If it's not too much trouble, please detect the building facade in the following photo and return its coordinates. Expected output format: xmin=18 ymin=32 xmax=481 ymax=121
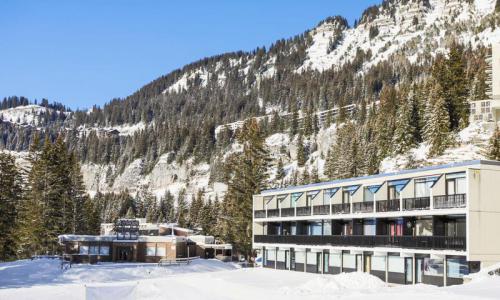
xmin=252 ymin=160 xmax=500 ymax=286
xmin=59 ymin=219 xmax=232 ymax=264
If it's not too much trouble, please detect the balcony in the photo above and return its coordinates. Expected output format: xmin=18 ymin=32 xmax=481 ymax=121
xmin=254 ymin=210 xmax=266 ymax=218
xmin=267 ymin=209 xmax=279 ymax=218
xmin=403 ymin=197 xmax=430 ymax=210
xmin=433 ymin=194 xmax=466 ymax=209
xmin=296 ymin=206 xmax=311 ymax=216
xmin=281 ymin=208 xmax=295 ymax=217
xmin=254 ymin=235 xmax=466 ymax=251
xmin=376 ymin=199 xmax=400 ymax=212
xmin=332 ymin=203 xmax=350 ymax=214
xmin=352 ymin=202 xmax=374 ymax=213
xmin=313 ymin=205 xmax=330 ymax=215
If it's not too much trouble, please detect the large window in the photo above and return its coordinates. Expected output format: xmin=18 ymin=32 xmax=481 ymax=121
xmin=306 ymin=191 xmax=319 ymax=206
xmin=342 ymin=253 xmax=355 ymax=269
xmin=388 ymin=179 xmax=410 ymax=200
xmin=371 ymin=256 xmax=386 ymax=272
xmin=295 ymin=251 xmax=305 ymax=264
xmin=156 ymin=246 xmax=166 ymax=257
xmin=424 ymin=258 xmax=444 ymax=276
xmin=388 ymin=256 xmax=404 ymax=273
xmin=414 ymin=176 xmax=439 ymax=197
xmin=329 ymin=253 xmax=341 ymax=267
xmin=306 ymin=251 xmax=317 ymax=265
xmin=291 ymin=193 xmax=303 ymax=207
xmin=323 ymin=188 xmax=339 ymax=205
xmin=309 ymin=221 xmax=323 ymax=236
xmin=446 ymin=173 xmax=466 ymax=195
xmin=447 ymin=258 xmax=469 ymax=278
xmin=364 ymin=187 xmax=375 ymax=202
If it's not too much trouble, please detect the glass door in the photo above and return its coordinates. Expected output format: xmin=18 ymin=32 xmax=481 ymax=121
xmin=364 ymin=255 xmax=371 ymax=273
xmin=415 ymin=257 xmax=424 ymax=283
xmin=356 ymin=255 xmax=363 ymax=272
xmin=323 ymin=252 xmax=329 ymax=273
xmin=285 ymin=250 xmax=290 ymax=270
xmin=290 ymin=249 xmax=295 ymax=270
xmin=405 ymin=257 xmax=413 ymax=284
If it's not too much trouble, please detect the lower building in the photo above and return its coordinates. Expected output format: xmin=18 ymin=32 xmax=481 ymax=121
xmin=59 ymin=218 xmax=232 ymax=263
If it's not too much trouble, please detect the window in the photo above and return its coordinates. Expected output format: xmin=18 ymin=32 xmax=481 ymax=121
xmin=329 ymin=253 xmax=341 ymax=267
xmin=342 ymin=191 xmax=351 ymax=204
xmin=156 ymin=246 xmax=166 ymax=257
xmin=309 ymin=221 xmax=323 ymax=236
xmin=414 ymin=176 xmax=439 ymax=197
xmin=89 ymin=245 xmax=99 ymax=255
xmin=99 ymin=246 xmax=110 ymax=255
xmin=447 ymin=258 xmax=469 ymax=278
xmin=388 ymin=179 xmax=410 ymax=199
xmin=306 ymin=191 xmax=319 ymax=206
xmin=424 ymin=258 xmax=444 ymax=276
xmin=364 ymin=187 xmax=375 ymax=202
xmin=323 ymin=188 xmax=339 ymax=205
xmin=79 ymin=245 xmax=89 ymax=255
xmin=306 ymin=251 xmax=317 ymax=265
xmin=371 ymin=256 xmax=386 ymax=272
xmin=146 ymin=246 xmax=156 ymax=256
xmin=291 ymin=193 xmax=303 ymax=207
xmin=342 ymin=253 xmax=355 ymax=269
xmin=388 ymin=256 xmax=404 ymax=273
xmin=446 ymin=172 xmax=466 ymax=195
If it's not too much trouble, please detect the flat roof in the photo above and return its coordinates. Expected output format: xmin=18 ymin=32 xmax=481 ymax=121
xmin=58 ymin=234 xmax=183 ymax=243
xmin=260 ymin=160 xmax=500 ymax=195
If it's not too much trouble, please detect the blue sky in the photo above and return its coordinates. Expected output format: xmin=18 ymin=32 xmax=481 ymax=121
xmin=0 ymin=0 xmax=381 ymax=110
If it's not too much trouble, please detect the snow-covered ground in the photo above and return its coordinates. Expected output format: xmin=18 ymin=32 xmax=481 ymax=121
xmin=1 ymin=259 xmax=500 ymax=300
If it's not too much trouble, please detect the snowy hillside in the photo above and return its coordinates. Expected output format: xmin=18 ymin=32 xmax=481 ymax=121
xmin=1 ymin=258 xmax=500 ymax=300
xmin=0 ymin=105 xmax=52 ymax=126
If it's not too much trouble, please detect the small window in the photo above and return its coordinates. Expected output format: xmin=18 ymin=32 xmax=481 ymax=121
xmin=156 ymin=246 xmax=166 ymax=257
xmin=146 ymin=246 xmax=156 ymax=256
xmin=89 ymin=245 xmax=99 ymax=255
xmin=79 ymin=245 xmax=89 ymax=255
xmin=99 ymin=246 xmax=110 ymax=255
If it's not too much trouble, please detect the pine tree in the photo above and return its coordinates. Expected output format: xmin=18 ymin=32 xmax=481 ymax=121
xmin=176 ymin=189 xmax=189 ymax=227
xmin=223 ymin=118 xmax=270 ymax=258
xmin=69 ymin=152 xmax=87 ymax=234
xmin=0 ymin=153 xmax=23 ymax=260
xmin=424 ymin=81 xmax=452 ymax=157
xmin=275 ymin=158 xmax=286 ymax=184
xmin=188 ymin=189 xmax=204 ymax=228
xmin=296 ymin=133 xmax=306 ymax=167
xmin=488 ymin=126 xmax=500 ymax=160
xmin=392 ymin=92 xmax=417 ymax=155
xmin=125 ymin=207 xmax=135 ymax=218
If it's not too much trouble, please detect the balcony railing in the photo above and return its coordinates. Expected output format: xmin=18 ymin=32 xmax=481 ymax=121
xmin=403 ymin=197 xmax=430 ymax=210
xmin=352 ymin=202 xmax=374 ymax=213
xmin=267 ymin=209 xmax=279 ymax=218
xmin=313 ymin=205 xmax=330 ymax=215
xmin=254 ymin=235 xmax=466 ymax=251
xmin=254 ymin=210 xmax=266 ymax=218
xmin=281 ymin=208 xmax=295 ymax=217
xmin=296 ymin=206 xmax=311 ymax=216
xmin=433 ymin=194 xmax=466 ymax=209
xmin=376 ymin=199 xmax=400 ymax=212
xmin=332 ymin=203 xmax=350 ymax=214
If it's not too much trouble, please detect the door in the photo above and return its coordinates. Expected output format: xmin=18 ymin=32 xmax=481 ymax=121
xmin=117 ymin=246 xmax=133 ymax=262
xmin=405 ymin=257 xmax=413 ymax=284
xmin=290 ymin=249 xmax=296 ymax=270
xmin=323 ymin=252 xmax=330 ymax=273
xmin=316 ymin=252 xmax=322 ymax=273
xmin=356 ymin=255 xmax=363 ymax=272
xmin=364 ymin=255 xmax=371 ymax=273
xmin=415 ymin=258 xmax=424 ymax=283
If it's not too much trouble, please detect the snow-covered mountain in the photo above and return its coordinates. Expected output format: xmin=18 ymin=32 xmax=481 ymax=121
xmin=2 ymin=0 xmax=500 ymax=201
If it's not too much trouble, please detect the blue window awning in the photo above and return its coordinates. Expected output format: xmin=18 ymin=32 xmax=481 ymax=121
xmin=343 ymin=185 xmax=361 ymax=195
xmin=291 ymin=192 xmax=303 ymax=202
xmin=324 ymin=188 xmax=340 ymax=198
xmin=388 ymin=179 xmax=410 ymax=192
xmin=306 ymin=190 xmax=320 ymax=199
xmin=366 ymin=185 xmax=382 ymax=193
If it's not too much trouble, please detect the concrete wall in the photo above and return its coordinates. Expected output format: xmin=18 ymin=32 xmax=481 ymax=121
xmin=468 ymin=168 xmax=500 ymax=263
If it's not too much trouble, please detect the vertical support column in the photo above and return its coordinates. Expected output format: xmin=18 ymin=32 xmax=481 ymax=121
xmin=385 ymin=253 xmax=389 ymax=283
xmin=430 ymin=188 xmax=434 ymax=210
xmin=443 ymin=256 xmax=447 ymax=287
xmin=412 ymin=254 xmax=416 ymax=285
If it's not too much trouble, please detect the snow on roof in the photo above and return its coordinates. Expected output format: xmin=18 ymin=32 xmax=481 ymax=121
xmin=58 ymin=234 xmax=183 ymax=243
xmin=261 ymin=160 xmax=500 ymax=195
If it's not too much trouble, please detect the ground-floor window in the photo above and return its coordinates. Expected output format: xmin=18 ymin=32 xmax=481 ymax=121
xmin=156 ymin=246 xmax=166 ymax=257
xmin=424 ymin=258 xmax=444 ymax=276
xmin=89 ymin=245 xmax=99 ymax=255
xmin=342 ymin=253 xmax=355 ymax=270
xmin=79 ymin=245 xmax=89 ymax=255
xmin=146 ymin=246 xmax=156 ymax=256
xmin=329 ymin=253 xmax=341 ymax=268
xmin=447 ymin=257 xmax=469 ymax=278
xmin=99 ymin=246 xmax=110 ymax=255
xmin=371 ymin=256 xmax=386 ymax=272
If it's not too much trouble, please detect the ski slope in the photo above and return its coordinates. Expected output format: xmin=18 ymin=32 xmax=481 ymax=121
xmin=1 ymin=258 xmax=500 ymax=300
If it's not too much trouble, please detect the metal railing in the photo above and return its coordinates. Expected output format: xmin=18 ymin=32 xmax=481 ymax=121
xmin=254 ymin=210 xmax=266 ymax=218
xmin=296 ymin=206 xmax=311 ymax=216
xmin=254 ymin=235 xmax=466 ymax=250
xmin=403 ymin=197 xmax=430 ymax=210
xmin=281 ymin=208 xmax=295 ymax=217
xmin=376 ymin=199 xmax=400 ymax=212
xmin=267 ymin=209 xmax=279 ymax=218
xmin=332 ymin=203 xmax=350 ymax=214
xmin=433 ymin=194 xmax=466 ymax=209
xmin=352 ymin=202 xmax=374 ymax=213
xmin=313 ymin=205 xmax=330 ymax=215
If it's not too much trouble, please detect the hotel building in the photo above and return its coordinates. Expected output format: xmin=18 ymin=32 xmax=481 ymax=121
xmin=252 ymin=160 xmax=500 ymax=286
